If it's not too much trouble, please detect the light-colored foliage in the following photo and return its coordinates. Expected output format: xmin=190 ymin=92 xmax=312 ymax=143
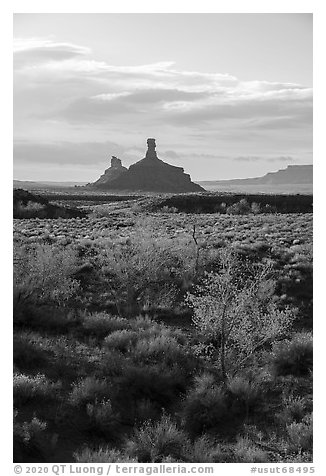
xmin=14 ymin=410 xmax=47 ymax=444
xmin=98 ymin=231 xmax=198 ymax=316
xmin=69 ymin=377 xmax=112 ymax=407
xmin=82 ymin=312 xmax=130 ymax=337
xmin=125 ymin=414 xmax=189 ymax=462
xmin=233 ymin=436 xmax=269 ymax=462
xmin=13 ymin=243 xmax=79 ymax=310
xmin=74 ymin=446 xmax=137 ymax=463
xmin=13 ymin=373 xmax=61 ymax=405
xmin=187 ymin=248 xmax=295 ymax=379
xmin=286 ymin=413 xmax=313 ymax=452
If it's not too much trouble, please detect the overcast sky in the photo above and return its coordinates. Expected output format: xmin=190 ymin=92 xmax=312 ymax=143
xmin=13 ymin=13 xmax=312 ymax=181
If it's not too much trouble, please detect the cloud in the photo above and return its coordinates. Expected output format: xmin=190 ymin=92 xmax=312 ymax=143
xmin=54 ymin=96 xmax=133 ymax=123
xmin=37 ymin=81 xmax=312 ymax=132
xmin=94 ymin=88 xmax=210 ymax=104
xmin=13 ymin=140 xmax=126 ymax=166
xmin=163 ymin=89 xmax=312 ymax=127
xmin=164 ymin=150 xmax=180 ymax=159
xmin=267 ymin=156 xmax=295 ymax=163
xmin=234 ymin=155 xmax=294 ymax=162
xmin=14 ymin=38 xmax=91 ymax=68
xmin=13 ymin=37 xmax=312 ymax=178
xmin=14 ymin=38 xmax=312 ymax=127
xmin=47 ymin=88 xmax=212 ymax=123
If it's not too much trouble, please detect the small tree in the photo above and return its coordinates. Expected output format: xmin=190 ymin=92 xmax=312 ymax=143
xmin=99 ymin=233 xmax=197 ymax=317
xmin=226 ymin=199 xmax=251 ymax=215
xmin=186 ymin=248 xmax=295 ymax=382
xmin=13 ymin=243 xmax=79 ymax=314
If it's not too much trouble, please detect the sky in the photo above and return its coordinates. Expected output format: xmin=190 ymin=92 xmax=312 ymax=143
xmin=13 ymin=13 xmax=313 ymax=181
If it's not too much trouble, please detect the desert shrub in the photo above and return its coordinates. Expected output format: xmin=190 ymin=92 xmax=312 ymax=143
xmin=226 ymin=199 xmax=251 ymax=215
xmin=133 ymin=398 xmax=162 ymax=424
xmin=104 ymin=329 xmax=139 ymax=353
xmin=214 ymin=202 xmax=227 ymax=213
xmin=103 ymin=322 xmax=190 ymax=369
xmin=69 ymin=377 xmax=112 ymax=408
xmin=74 ymin=446 xmax=137 ymax=463
xmin=125 ymin=415 xmax=189 ymax=462
xmin=264 ymin=204 xmax=276 ymax=213
xmin=271 ymin=332 xmax=313 ymax=377
xmin=13 ymin=373 xmax=61 ymax=406
xmin=99 ymin=234 xmax=197 ymax=316
xmin=227 ymin=376 xmax=262 ymax=416
xmin=192 ymin=372 xmax=217 ymax=391
xmin=277 ymin=395 xmax=309 ymax=425
xmin=286 ymin=413 xmax=313 ymax=453
xmin=14 ymin=307 xmax=81 ymax=334
xmin=128 ymin=315 xmax=156 ymax=331
xmin=86 ymin=398 xmax=120 ymax=435
xmin=132 ymin=335 xmax=189 ymax=367
xmin=13 ymin=411 xmax=47 ymax=443
xmin=14 ymin=411 xmax=47 ymax=462
xmin=186 ymin=247 xmax=295 ymax=381
xmin=115 ymin=363 xmax=188 ymax=412
xmin=160 ymin=206 xmax=179 ymax=213
xmin=135 ymin=319 xmax=187 ymax=344
xmin=182 ymin=375 xmax=228 ymax=435
xmin=143 ymin=193 xmax=312 ymax=214
xmin=187 ymin=436 xmax=224 ymax=463
xmin=233 ymin=436 xmax=269 ymax=462
xmin=82 ymin=312 xmax=130 ymax=338
xmin=14 ymin=201 xmax=46 ymax=218
xmin=251 ymin=202 xmax=262 ymax=214
xmin=13 ymin=333 xmax=48 ymax=370
xmin=90 ymin=205 xmax=114 ymax=218
xmin=13 ymin=243 xmax=79 ymax=317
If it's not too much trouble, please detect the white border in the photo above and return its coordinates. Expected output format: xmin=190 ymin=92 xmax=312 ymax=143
xmin=3 ymin=2 xmax=324 ymax=474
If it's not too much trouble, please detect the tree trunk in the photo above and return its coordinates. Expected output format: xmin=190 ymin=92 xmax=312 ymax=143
xmin=220 ymin=303 xmax=228 ymax=384
xmin=220 ymin=319 xmax=227 ymax=384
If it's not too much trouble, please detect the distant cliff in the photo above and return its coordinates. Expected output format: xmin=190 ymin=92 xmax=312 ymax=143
xmin=199 ymin=165 xmax=313 ymax=187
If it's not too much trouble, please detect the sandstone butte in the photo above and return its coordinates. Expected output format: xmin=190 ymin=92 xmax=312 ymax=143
xmin=90 ymin=138 xmax=205 ymax=193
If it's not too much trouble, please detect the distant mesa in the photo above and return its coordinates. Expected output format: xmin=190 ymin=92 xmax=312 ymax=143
xmin=90 ymin=138 xmax=204 ymax=193
xmin=199 ymin=165 xmax=313 ymax=187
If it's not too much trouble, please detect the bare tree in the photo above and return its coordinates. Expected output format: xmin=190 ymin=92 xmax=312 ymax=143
xmin=186 ymin=247 xmax=295 ymax=382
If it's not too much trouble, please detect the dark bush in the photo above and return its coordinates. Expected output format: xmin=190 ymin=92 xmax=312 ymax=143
xmin=74 ymin=446 xmax=137 ymax=463
xmin=104 ymin=330 xmax=139 ymax=353
xmin=13 ymin=373 xmax=61 ymax=407
xmin=114 ymin=364 xmax=188 ymax=415
xmin=13 ymin=189 xmax=86 ymax=219
xmin=14 ymin=411 xmax=47 ymax=462
xmin=85 ymin=398 xmax=121 ymax=437
xmin=232 ymin=437 xmax=269 ymax=462
xmin=271 ymin=332 xmax=313 ymax=377
xmin=143 ymin=193 xmax=312 ymax=214
xmin=182 ymin=374 xmax=228 ymax=435
xmin=286 ymin=413 xmax=313 ymax=453
xmin=82 ymin=313 xmax=130 ymax=338
xmin=69 ymin=377 xmax=112 ymax=408
xmin=125 ymin=415 xmax=189 ymax=462
xmin=13 ymin=333 xmax=49 ymax=370
xmin=227 ymin=376 xmax=262 ymax=416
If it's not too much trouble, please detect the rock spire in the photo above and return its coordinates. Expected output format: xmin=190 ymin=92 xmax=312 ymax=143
xmin=91 ymin=138 xmax=205 ymax=193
